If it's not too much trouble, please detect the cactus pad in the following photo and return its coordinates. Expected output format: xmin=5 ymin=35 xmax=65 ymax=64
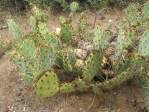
xmin=74 ymin=78 xmax=89 ymax=91
xmin=60 ymin=21 xmax=73 ymax=43
xmin=83 ymin=52 xmax=101 ymax=81
xmin=138 ymin=30 xmax=149 ymax=57
xmin=18 ymin=39 xmax=36 ymax=61
xmin=60 ymin=83 xmax=75 ymax=93
xmin=143 ymin=1 xmax=149 ymax=19
xmin=33 ymin=71 xmax=60 ymax=97
xmin=58 ymin=48 xmax=76 ymax=72
xmin=124 ymin=3 xmax=141 ymax=26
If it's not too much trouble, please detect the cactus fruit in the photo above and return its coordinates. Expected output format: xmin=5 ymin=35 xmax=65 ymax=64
xmin=83 ymin=52 xmax=101 ymax=82
xmin=33 ymin=71 xmax=60 ymax=97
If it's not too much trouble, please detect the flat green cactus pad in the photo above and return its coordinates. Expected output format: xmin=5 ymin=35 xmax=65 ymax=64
xmin=138 ymin=30 xmax=149 ymax=57
xmin=83 ymin=52 xmax=101 ymax=82
xmin=60 ymin=82 xmax=75 ymax=93
xmin=74 ymin=78 xmax=89 ymax=91
xmin=60 ymin=23 xmax=72 ymax=43
xmin=33 ymin=71 xmax=60 ymax=97
xmin=143 ymin=1 xmax=149 ymax=19
xmin=63 ymin=48 xmax=76 ymax=71
xmin=58 ymin=48 xmax=76 ymax=72
xmin=124 ymin=3 xmax=141 ymax=26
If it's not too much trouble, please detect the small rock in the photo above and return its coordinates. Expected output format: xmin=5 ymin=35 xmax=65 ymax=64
xmin=75 ymin=49 xmax=87 ymax=60
xmin=78 ymin=41 xmax=94 ymax=51
xmin=0 ymin=25 xmax=8 ymax=30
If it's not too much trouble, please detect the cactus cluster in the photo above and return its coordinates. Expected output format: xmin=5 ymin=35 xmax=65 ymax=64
xmin=7 ymin=1 xmax=149 ymax=98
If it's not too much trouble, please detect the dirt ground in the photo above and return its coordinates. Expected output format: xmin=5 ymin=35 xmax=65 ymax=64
xmin=0 ymin=8 xmax=148 ymax=112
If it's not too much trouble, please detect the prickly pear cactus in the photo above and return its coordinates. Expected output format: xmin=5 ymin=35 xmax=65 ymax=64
xmin=78 ymin=12 xmax=87 ymax=39
xmin=74 ymin=78 xmax=89 ymax=91
xmin=138 ymin=30 xmax=149 ymax=57
xmin=60 ymin=82 xmax=75 ymax=93
xmin=83 ymin=52 xmax=101 ymax=82
xmin=33 ymin=71 xmax=60 ymax=97
xmin=7 ymin=19 xmax=23 ymax=39
xmin=37 ymin=46 xmax=57 ymax=72
xmin=28 ymin=6 xmax=46 ymax=32
xmin=10 ymin=38 xmax=36 ymax=81
xmin=58 ymin=48 xmax=76 ymax=72
xmin=143 ymin=1 xmax=149 ymax=20
xmin=32 ymin=5 xmax=46 ymax=23
xmin=60 ymin=18 xmax=73 ymax=43
xmin=10 ymin=32 xmax=59 ymax=81
xmin=93 ymin=26 xmax=102 ymax=50
xmin=60 ymin=78 xmax=90 ymax=93
xmin=7 ymin=3 xmax=149 ymax=99
xmin=93 ymin=26 xmax=107 ymax=51
xmin=124 ymin=3 xmax=141 ymax=26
